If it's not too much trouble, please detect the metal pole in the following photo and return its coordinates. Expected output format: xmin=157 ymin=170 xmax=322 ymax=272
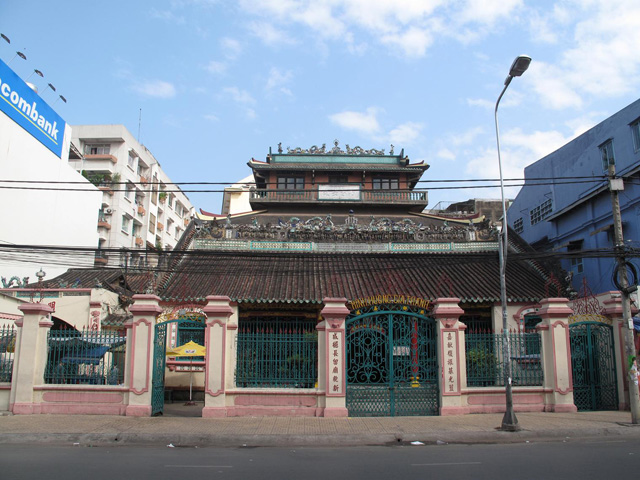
xmin=495 ymin=77 xmax=519 ymax=431
xmin=608 ymin=163 xmax=640 ymax=423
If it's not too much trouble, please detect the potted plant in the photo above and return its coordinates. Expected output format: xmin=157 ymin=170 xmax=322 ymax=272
xmin=158 ymin=191 xmax=167 ymax=203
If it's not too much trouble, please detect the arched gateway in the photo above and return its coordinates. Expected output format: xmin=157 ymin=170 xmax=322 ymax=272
xmin=345 ymin=302 xmax=438 ymax=416
xmin=151 ymin=311 xmax=206 ymax=416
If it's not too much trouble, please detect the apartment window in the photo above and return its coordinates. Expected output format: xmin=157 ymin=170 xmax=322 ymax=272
xmin=571 ymin=257 xmax=584 ymax=274
xmin=175 ymin=227 xmax=181 ymax=240
xmin=530 ymin=198 xmax=553 ymax=225
xmin=84 ymin=144 xmax=110 ymax=155
xmin=121 ymin=215 xmax=131 ymax=234
xmin=124 ymin=182 xmax=134 ymax=200
xmin=127 ymin=152 xmax=136 ymax=169
xmin=168 ymin=194 xmax=174 ymax=208
xmin=568 ymin=239 xmax=584 ymax=274
xmin=631 ymin=120 xmax=640 ymax=153
xmin=513 ymin=217 xmax=524 ymax=234
xmin=277 ymin=176 xmax=305 ymax=190
xmin=372 ymin=177 xmax=399 ymax=190
xmin=151 ymin=174 xmax=158 ymax=205
xmin=600 ymin=140 xmax=615 ymax=171
xmin=149 ymin=213 xmax=156 ymax=234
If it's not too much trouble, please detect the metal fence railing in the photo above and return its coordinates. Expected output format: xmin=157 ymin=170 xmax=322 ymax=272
xmin=465 ymin=330 xmax=543 ymax=387
xmin=235 ymin=317 xmax=317 ymax=388
xmin=46 ymin=328 xmax=126 ymax=385
xmin=0 ymin=325 xmax=16 ymax=383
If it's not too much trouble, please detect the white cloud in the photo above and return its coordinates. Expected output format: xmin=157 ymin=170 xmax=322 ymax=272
xmin=203 ymin=113 xmax=219 ymax=121
xmin=381 ymin=27 xmax=433 ymax=58
xmin=265 ymin=67 xmax=293 ymax=92
xmin=205 ymin=61 xmax=227 ymax=74
xmin=131 ymin=80 xmax=176 ymax=98
xmin=456 ymin=0 xmax=523 ymax=25
xmin=467 ymin=98 xmax=493 ymax=110
xmin=248 ymin=21 xmax=296 ymax=46
xmin=329 ymin=107 xmax=381 ymax=136
xmin=450 ymin=126 xmax=484 ymax=147
xmin=389 ymin=122 xmax=423 ymax=145
xmin=222 ymin=86 xmax=255 ymax=104
xmin=221 ymin=37 xmax=243 ymax=60
xmin=150 ymin=8 xmax=186 ymax=25
xmin=237 ymin=0 xmax=531 ymax=58
xmin=437 ymin=148 xmax=456 ymax=160
xmin=526 ymin=62 xmax=583 ymax=110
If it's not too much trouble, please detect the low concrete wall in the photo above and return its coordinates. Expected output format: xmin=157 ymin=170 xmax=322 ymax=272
xmin=463 ymin=387 xmax=547 ymax=414
xmin=0 ymin=384 xmax=10 ymax=411
xmin=28 ymin=386 xmax=129 ymax=415
xmin=225 ymin=389 xmax=324 ymax=417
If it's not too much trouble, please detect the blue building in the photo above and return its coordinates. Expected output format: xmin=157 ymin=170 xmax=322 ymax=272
xmin=507 ymin=98 xmax=640 ymax=294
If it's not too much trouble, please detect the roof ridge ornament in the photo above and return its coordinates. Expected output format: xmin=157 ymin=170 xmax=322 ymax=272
xmin=283 ymin=140 xmax=388 ymax=156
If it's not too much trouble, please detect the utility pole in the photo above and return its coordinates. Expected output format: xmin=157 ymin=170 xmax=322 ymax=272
xmin=608 ymin=163 xmax=640 ymax=424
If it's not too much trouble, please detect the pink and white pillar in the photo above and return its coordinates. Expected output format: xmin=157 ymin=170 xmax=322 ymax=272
xmin=125 ymin=294 xmax=162 ymax=416
xmin=432 ymin=297 xmax=467 ymax=415
xmin=10 ymin=303 xmax=54 ymax=414
xmin=537 ymin=297 xmax=577 ymax=412
xmin=320 ymin=297 xmax=349 ymax=417
xmin=202 ymin=295 xmax=233 ymax=418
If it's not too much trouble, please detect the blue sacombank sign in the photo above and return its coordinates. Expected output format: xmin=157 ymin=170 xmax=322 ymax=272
xmin=0 ymin=58 xmax=66 ymax=157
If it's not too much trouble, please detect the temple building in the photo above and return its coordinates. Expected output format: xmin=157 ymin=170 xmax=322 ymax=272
xmin=7 ymin=142 xmax=630 ymax=418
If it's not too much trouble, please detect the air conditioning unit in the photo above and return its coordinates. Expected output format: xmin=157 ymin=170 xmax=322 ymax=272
xmin=105 ymin=208 xmax=114 ymax=215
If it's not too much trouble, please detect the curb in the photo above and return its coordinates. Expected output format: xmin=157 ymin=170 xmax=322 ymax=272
xmin=1 ymin=427 xmax=639 ymax=447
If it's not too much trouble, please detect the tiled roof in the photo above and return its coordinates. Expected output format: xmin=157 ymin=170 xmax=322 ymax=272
xmin=35 ymin=268 xmax=149 ymax=295
xmin=159 ymin=251 xmax=549 ymax=304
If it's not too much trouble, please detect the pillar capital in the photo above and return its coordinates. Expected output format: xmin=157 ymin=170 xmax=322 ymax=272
xmin=129 ymin=295 xmax=162 ymax=316
xmin=18 ymin=302 xmax=53 ymax=315
xmin=203 ymin=295 xmax=233 ymax=318
xmin=538 ymin=298 xmax=573 ymax=321
xmin=433 ymin=297 xmax=464 ymax=323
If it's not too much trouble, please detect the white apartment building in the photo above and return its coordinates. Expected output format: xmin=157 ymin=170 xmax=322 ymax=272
xmin=70 ymin=125 xmax=194 ymax=268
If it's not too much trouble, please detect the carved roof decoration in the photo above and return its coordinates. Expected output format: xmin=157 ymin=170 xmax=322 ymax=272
xmin=193 ymin=213 xmax=498 ymax=245
xmin=278 ymin=140 xmax=394 ymax=156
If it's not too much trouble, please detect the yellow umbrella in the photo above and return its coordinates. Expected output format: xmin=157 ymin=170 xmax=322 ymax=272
xmin=166 ymin=341 xmax=206 ymax=404
xmin=166 ymin=340 xmax=206 ymax=357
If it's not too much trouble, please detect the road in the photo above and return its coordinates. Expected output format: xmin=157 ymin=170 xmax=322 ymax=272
xmin=1 ymin=439 xmax=638 ymax=480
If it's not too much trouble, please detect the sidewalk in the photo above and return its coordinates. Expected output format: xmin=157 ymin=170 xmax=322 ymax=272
xmin=1 ymin=408 xmax=639 ymax=447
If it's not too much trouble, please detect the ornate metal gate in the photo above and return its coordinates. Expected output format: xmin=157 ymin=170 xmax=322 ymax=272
xmin=569 ymin=321 xmax=618 ymax=411
xmin=346 ymin=306 xmax=438 ymax=416
xmin=151 ymin=317 xmax=206 ymax=416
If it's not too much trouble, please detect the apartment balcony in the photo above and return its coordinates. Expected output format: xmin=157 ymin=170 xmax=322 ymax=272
xmin=137 ymin=205 xmax=146 ymax=216
xmin=94 ymin=252 xmax=108 ymax=266
xmin=140 ymin=175 xmax=149 ymax=185
xmin=157 ymin=222 xmax=164 ymax=232
xmin=135 ymin=236 xmax=144 ymax=247
xmin=249 ymin=185 xmax=428 ymax=208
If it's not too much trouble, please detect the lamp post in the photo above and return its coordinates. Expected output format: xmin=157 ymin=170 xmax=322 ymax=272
xmin=495 ymin=54 xmax=531 ymax=431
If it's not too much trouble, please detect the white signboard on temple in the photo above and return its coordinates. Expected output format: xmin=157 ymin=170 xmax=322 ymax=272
xmin=318 ymin=184 xmax=360 ymax=201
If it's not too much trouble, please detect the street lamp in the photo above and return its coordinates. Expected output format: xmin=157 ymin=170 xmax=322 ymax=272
xmin=495 ymin=54 xmax=531 ymax=432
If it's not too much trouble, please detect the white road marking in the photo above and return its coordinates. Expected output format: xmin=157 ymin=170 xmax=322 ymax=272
xmin=412 ymin=462 xmax=482 ymax=466
xmin=164 ymin=465 xmax=233 ymax=468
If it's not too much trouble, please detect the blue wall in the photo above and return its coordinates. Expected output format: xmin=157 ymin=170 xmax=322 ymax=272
xmin=508 ymin=98 xmax=640 ymax=293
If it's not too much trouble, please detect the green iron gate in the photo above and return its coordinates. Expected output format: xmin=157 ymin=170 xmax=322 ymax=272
xmin=151 ymin=318 xmax=206 ymax=416
xmin=346 ymin=307 xmax=438 ymax=416
xmin=569 ymin=321 xmax=618 ymax=411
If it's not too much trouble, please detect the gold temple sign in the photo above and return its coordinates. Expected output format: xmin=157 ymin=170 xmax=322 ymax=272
xmin=568 ymin=314 xmax=612 ymax=325
xmin=349 ymin=295 xmax=431 ymax=311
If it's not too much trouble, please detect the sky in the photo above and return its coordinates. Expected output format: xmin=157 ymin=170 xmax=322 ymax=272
xmin=2 ymin=0 xmax=640 ymax=213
